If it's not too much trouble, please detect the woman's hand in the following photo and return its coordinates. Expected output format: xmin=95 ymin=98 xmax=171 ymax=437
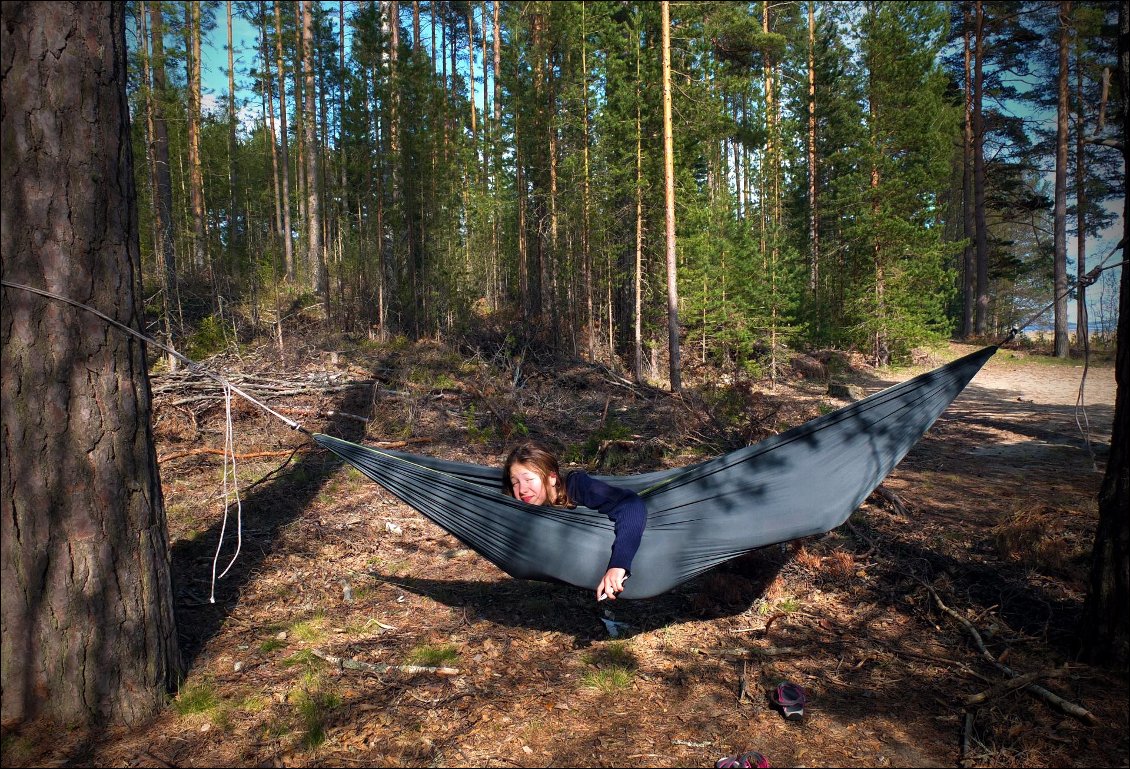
xmin=596 ymin=568 xmax=627 ymax=601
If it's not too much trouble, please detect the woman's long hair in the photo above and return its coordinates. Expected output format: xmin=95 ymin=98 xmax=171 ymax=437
xmin=502 ymin=440 xmax=572 ymax=507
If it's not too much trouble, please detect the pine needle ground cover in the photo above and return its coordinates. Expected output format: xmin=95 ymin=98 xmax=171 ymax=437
xmin=3 ymin=338 xmax=1124 ymax=769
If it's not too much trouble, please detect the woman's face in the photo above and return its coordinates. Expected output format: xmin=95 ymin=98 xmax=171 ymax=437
xmin=508 ymin=462 xmax=557 ymax=506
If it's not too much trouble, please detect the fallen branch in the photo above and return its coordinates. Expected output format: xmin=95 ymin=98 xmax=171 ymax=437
xmin=310 ymin=648 xmax=459 ymax=676
xmin=963 ymin=669 xmax=1068 ymax=706
xmin=925 ymin=584 xmax=1099 ymax=725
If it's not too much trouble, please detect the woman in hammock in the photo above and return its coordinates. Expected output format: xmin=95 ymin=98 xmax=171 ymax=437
xmin=503 ymin=441 xmax=647 ymax=602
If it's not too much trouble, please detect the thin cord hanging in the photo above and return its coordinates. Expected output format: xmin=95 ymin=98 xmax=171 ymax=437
xmin=209 ymin=383 xmax=245 ymax=603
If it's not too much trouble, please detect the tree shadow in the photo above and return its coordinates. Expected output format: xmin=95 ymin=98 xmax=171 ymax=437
xmin=168 ymin=383 xmax=374 ymax=671
xmin=364 ymin=548 xmax=788 ymax=645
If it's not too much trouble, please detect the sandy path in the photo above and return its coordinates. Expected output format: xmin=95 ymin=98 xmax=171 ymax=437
xmin=969 ymin=351 xmax=1117 ymax=408
xmin=868 ymin=344 xmax=1119 ymax=476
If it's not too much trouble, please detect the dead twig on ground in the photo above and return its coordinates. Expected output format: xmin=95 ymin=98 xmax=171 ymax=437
xmin=872 ymin=484 xmax=909 ymax=517
xmin=925 ymin=583 xmax=1099 ymax=725
xmin=309 ymin=648 xmax=459 ymax=676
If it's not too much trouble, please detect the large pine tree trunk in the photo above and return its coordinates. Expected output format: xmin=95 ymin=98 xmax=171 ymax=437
xmin=1080 ymin=0 xmax=1128 ymax=669
xmin=1 ymin=0 xmax=180 ymax=727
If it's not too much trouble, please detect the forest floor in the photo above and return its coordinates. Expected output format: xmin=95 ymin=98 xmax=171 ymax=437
xmin=3 ymin=330 xmax=1127 ymax=769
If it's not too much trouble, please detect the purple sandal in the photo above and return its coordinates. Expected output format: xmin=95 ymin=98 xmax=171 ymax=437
xmin=715 ymin=751 xmax=770 ymax=768
xmin=771 ymin=681 xmax=807 ymax=720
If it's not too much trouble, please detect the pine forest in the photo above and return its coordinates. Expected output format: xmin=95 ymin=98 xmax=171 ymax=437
xmin=130 ymin=0 xmax=1124 ymax=382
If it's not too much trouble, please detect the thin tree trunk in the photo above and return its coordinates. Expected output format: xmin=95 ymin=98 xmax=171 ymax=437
xmin=340 ymin=0 xmax=347 ymax=195
xmin=275 ymin=0 xmax=295 ymax=279
xmin=661 ymin=0 xmax=681 ymax=392
xmin=867 ymin=5 xmax=886 ymax=364
xmin=467 ymin=5 xmax=476 ymax=145
xmin=187 ymin=1 xmax=206 ymax=274
xmin=412 ymin=0 xmax=420 ymax=50
xmin=140 ymin=2 xmax=178 ymax=370
xmin=973 ymin=0 xmax=989 ymax=335
xmin=547 ymin=37 xmax=559 ymax=334
xmin=492 ymin=0 xmax=502 ymax=306
xmin=1075 ymin=31 xmax=1088 ymax=349
xmin=148 ymin=1 xmax=180 ymax=337
xmin=962 ymin=1 xmax=976 ymax=339
xmin=260 ymin=1 xmax=283 ymax=239
xmin=302 ymin=1 xmax=326 ymax=299
xmin=807 ymin=1 xmax=818 ymax=305
xmin=582 ymin=2 xmax=593 ymax=361
xmin=634 ymin=33 xmax=644 ymax=382
xmin=516 ymin=49 xmax=529 ymax=318
xmin=293 ymin=6 xmax=308 ymax=240
xmin=482 ymin=1 xmax=490 ymax=190
xmin=1053 ymin=0 xmax=1071 ymax=358
xmin=1 ymin=1 xmax=180 ymax=726
xmin=227 ymin=1 xmax=240 ymax=268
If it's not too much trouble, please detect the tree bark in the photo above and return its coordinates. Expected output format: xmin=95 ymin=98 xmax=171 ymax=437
xmin=147 ymin=1 xmax=180 ymax=344
xmin=260 ymin=1 xmax=283 ymax=239
xmin=634 ymin=35 xmax=644 ymax=382
xmin=1 ymin=0 xmax=180 ymax=727
xmin=1080 ymin=0 xmax=1128 ymax=669
xmin=1053 ymin=0 xmax=1071 ymax=358
xmin=138 ymin=2 xmax=178 ymax=371
xmin=227 ymin=0 xmax=241 ymax=264
xmin=292 ymin=4 xmax=307 ymax=238
xmin=274 ymin=0 xmax=295 ymax=279
xmin=973 ymin=0 xmax=989 ymax=335
xmin=962 ymin=1 xmax=976 ymax=339
xmin=467 ymin=4 xmax=476 ymax=145
xmin=186 ymin=1 xmax=207 ymax=274
xmin=661 ymin=1 xmax=681 ymax=392
xmin=582 ymin=2 xmax=594 ymax=361
xmin=301 ymin=0 xmax=325 ymax=299
xmin=1074 ymin=30 xmax=1088 ymax=349
xmin=807 ymin=1 xmax=818 ymax=304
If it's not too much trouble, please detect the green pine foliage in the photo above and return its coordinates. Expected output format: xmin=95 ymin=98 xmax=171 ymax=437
xmin=125 ymin=0 xmax=1121 ymax=370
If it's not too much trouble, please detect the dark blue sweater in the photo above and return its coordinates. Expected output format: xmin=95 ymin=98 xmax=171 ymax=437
xmin=566 ymin=471 xmax=647 ymax=574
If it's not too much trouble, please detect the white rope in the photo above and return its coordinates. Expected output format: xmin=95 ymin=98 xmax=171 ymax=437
xmin=209 ymin=384 xmax=244 ymax=602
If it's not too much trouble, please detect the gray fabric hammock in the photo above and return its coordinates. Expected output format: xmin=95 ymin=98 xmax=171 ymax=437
xmin=314 ymin=345 xmax=996 ymax=599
